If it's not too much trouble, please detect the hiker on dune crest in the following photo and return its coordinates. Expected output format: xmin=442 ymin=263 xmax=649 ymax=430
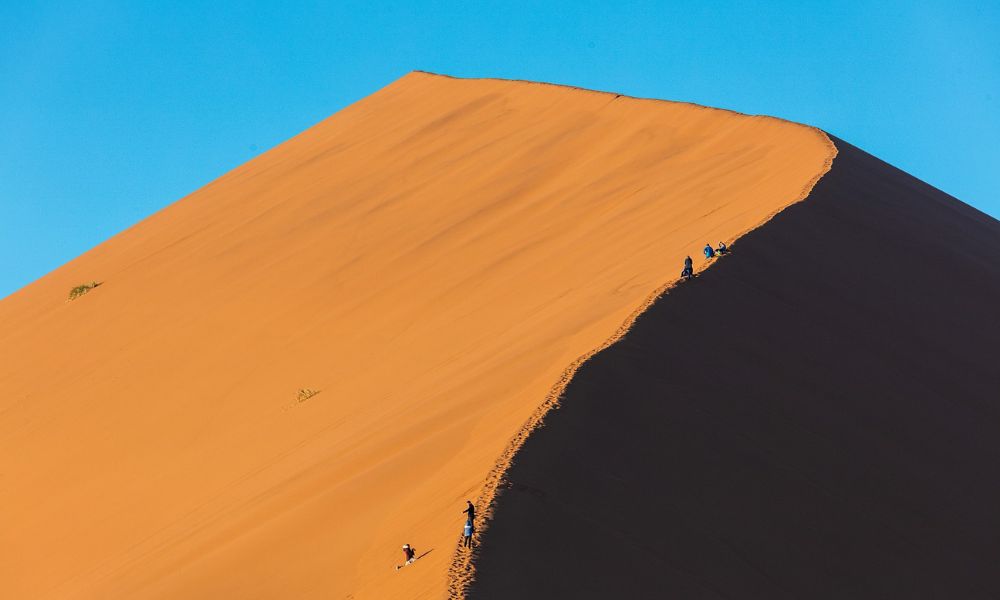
xmin=681 ymin=255 xmax=694 ymax=280
xmin=463 ymin=519 xmax=474 ymax=548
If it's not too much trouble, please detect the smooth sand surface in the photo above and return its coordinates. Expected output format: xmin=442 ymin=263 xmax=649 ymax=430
xmin=470 ymin=138 xmax=1000 ymax=599
xmin=0 ymin=72 xmax=832 ymax=599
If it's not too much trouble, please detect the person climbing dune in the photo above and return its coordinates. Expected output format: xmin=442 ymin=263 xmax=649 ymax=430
xmin=463 ymin=500 xmax=476 ymax=524
xmin=396 ymin=543 xmax=417 ymax=570
xmin=463 ymin=519 xmax=474 ymax=548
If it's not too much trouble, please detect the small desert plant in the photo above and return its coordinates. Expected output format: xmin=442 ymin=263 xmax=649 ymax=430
xmin=296 ymin=388 xmax=320 ymax=403
xmin=68 ymin=281 xmax=102 ymax=301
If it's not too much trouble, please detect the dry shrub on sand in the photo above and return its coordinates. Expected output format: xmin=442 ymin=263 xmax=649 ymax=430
xmin=68 ymin=281 xmax=102 ymax=301
xmin=296 ymin=388 xmax=320 ymax=403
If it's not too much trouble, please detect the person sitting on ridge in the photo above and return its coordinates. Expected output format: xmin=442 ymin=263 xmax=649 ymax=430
xmin=716 ymin=241 xmax=728 ymax=255
xmin=704 ymin=243 xmax=716 ymax=259
xmin=681 ymin=255 xmax=694 ymax=280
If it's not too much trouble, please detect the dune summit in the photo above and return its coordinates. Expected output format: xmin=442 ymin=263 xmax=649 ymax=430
xmin=0 ymin=72 xmax=834 ymax=599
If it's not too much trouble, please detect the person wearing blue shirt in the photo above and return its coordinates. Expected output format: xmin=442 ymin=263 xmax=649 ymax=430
xmin=703 ymin=243 xmax=716 ymax=259
xmin=463 ymin=518 xmax=474 ymax=548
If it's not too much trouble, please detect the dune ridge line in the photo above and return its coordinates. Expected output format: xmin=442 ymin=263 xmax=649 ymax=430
xmin=414 ymin=70 xmax=829 ymax=132
xmin=445 ymin=128 xmax=838 ymax=598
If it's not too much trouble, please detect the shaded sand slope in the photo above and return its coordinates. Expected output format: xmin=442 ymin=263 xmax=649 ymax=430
xmin=470 ymin=138 xmax=1000 ymax=599
xmin=0 ymin=72 xmax=833 ymax=599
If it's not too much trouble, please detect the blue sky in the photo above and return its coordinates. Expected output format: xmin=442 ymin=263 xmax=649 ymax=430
xmin=2 ymin=1 xmax=998 ymax=298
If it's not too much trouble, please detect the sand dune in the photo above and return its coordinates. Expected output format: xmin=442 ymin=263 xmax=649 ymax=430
xmin=0 ymin=72 xmax=833 ymax=599
xmin=470 ymin=138 xmax=1000 ymax=599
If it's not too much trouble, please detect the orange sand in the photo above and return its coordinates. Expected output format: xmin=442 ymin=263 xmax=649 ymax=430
xmin=0 ymin=72 xmax=834 ymax=599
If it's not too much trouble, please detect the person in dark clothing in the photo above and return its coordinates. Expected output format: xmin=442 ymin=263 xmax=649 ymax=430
xmin=716 ymin=241 xmax=728 ymax=255
xmin=704 ymin=243 xmax=716 ymax=259
xmin=463 ymin=519 xmax=474 ymax=548
xmin=396 ymin=543 xmax=417 ymax=570
xmin=681 ymin=256 xmax=694 ymax=280
xmin=463 ymin=500 xmax=476 ymax=524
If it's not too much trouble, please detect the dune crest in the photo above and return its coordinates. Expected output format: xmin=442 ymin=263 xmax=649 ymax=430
xmin=447 ymin=131 xmax=835 ymax=597
xmin=0 ymin=72 xmax=833 ymax=599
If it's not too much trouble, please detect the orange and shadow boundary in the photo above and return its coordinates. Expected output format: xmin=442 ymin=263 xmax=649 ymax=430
xmin=443 ymin=103 xmax=839 ymax=597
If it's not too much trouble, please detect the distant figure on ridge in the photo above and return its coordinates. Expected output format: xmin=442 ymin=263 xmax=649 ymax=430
xmin=681 ymin=256 xmax=694 ymax=280
xmin=704 ymin=243 xmax=716 ymax=259
xmin=463 ymin=500 xmax=476 ymax=525
xmin=463 ymin=519 xmax=474 ymax=548
xmin=716 ymin=241 xmax=728 ymax=255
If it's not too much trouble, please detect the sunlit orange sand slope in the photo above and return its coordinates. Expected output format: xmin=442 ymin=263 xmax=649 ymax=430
xmin=0 ymin=72 xmax=833 ymax=599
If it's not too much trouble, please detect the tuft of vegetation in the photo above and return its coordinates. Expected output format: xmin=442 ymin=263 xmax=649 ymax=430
xmin=296 ymin=388 xmax=321 ymax=403
xmin=68 ymin=281 xmax=102 ymax=301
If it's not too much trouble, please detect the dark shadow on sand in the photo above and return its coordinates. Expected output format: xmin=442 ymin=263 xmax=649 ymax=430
xmin=415 ymin=549 xmax=434 ymax=561
xmin=470 ymin=137 xmax=1000 ymax=599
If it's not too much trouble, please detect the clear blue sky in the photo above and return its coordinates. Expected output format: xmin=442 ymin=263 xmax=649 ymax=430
xmin=2 ymin=1 xmax=998 ymax=298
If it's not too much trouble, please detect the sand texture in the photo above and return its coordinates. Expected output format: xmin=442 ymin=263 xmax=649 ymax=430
xmin=470 ymin=138 xmax=1000 ymax=599
xmin=0 ymin=72 xmax=833 ymax=599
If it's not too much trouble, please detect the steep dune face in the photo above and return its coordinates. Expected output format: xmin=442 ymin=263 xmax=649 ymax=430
xmin=470 ymin=138 xmax=1000 ymax=599
xmin=0 ymin=72 xmax=832 ymax=599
